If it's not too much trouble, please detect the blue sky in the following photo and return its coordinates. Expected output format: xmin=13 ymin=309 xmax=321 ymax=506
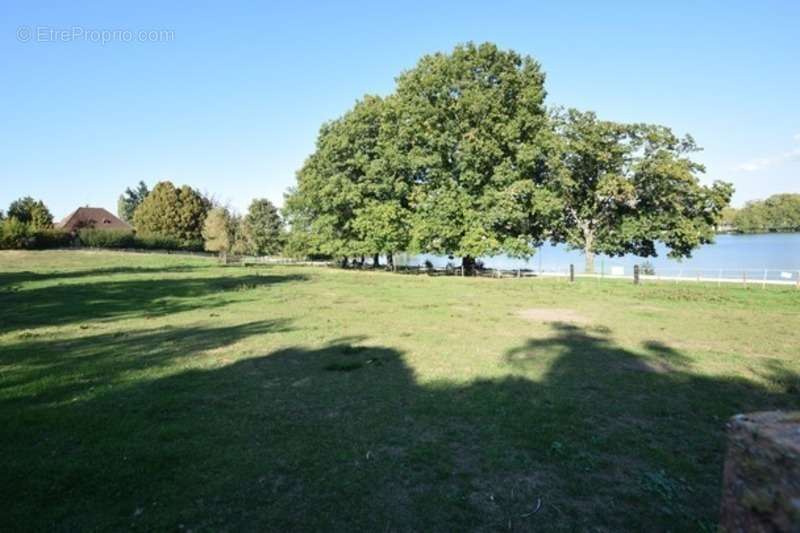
xmin=1 ymin=1 xmax=798 ymax=219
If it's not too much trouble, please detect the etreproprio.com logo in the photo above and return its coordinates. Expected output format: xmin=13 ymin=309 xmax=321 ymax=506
xmin=17 ymin=26 xmax=174 ymax=44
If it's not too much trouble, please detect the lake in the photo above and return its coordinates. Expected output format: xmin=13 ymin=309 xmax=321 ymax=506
xmin=395 ymin=232 xmax=800 ymax=281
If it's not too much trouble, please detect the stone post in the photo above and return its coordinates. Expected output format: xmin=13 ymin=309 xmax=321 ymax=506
xmin=720 ymin=411 xmax=800 ymax=532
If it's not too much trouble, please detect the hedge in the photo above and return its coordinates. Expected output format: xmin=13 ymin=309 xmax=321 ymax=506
xmin=0 ymin=219 xmax=74 ymax=249
xmin=133 ymin=233 xmax=204 ymax=252
xmin=0 ymin=222 xmax=204 ymax=252
xmin=77 ymin=229 xmax=204 ymax=252
xmin=78 ymin=229 xmax=135 ymax=248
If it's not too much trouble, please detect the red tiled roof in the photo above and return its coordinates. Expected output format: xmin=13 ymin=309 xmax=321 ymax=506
xmin=57 ymin=207 xmax=132 ymax=232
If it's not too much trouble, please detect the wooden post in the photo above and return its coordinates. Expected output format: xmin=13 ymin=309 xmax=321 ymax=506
xmin=633 ymin=264 xmax=640 ymax=285
xmin=569 ymin=264 xmax=575 ymax=283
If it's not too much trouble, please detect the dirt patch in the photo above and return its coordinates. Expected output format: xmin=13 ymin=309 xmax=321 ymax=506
xmin=516 ymin=308 xmax=590 ymax=325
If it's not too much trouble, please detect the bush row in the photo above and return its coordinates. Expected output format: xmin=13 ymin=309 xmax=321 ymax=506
xmin=78 ymin=229 xmax=203 ymax=251
xmin=0 ymin=219 xmax=74 ymax=249
xmin=0 ymin=224 xmax=203 ymax=252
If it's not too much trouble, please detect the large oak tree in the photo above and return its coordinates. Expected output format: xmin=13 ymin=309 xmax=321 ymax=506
xmin=393 ymin=42 xmax=560 ymax=273
xmin=548 ymin=109 xmax=733 ymax=272
xmin=285 ymin=95 xmax=412 ymax=265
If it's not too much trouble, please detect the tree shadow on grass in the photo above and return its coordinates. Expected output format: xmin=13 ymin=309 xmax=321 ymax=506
xmin=0 ymin=320 xmax=292 ymax=407
xmin=1 ymin=323 xmax=798 ymax=531
xmin=0 ymin=265 xmax=208 ymax=286
xmin=0 ymin=273 xmax=308 ymax=334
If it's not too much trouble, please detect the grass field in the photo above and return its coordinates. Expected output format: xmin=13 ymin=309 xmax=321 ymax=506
xmin=1 ymin=250 xmax=799 ymax=531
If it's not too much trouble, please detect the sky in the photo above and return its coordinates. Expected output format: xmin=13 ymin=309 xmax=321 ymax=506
xmin=1 ymin=1 xmax=799 ymax=220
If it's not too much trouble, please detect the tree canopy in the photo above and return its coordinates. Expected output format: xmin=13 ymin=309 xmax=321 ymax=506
xmin=117 ymin=181 xmax=150 ymax=223
xmin=132 ymin=181 xmax=210 ymax=247
xmin=395 ymin=42 xmax=559 ymax=272
xmin=285 ymin=43 xmax=564 ymax=272
xmin=243 ymin=198 xmax=284 ymax=256
xmin=7 ymin=197 xmax=54 ymax=230
xmin=547 ymin=109 xmax=733 ymax=272
xmin=202 ymin=207 xmax=235 ymax=253
xmin=285 ymin=95 xmax=390 ymax=260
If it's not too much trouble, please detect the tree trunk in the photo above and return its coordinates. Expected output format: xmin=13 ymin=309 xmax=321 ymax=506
xmin=584 ymin=249 xmax=595 ymax=275
xmin=387 ymin=252 xmax=394 ymax=271
xmin=583 ymin=227 xmax=595 ymax=274
xmin=341 ymin=256 xmax=349 ymax=268
xmin=359 ymin=255 xmax=365 ymax=268
xmin=462 ymin=256 xmax=476 ymax=276
xmin=372 ymin=253 xmax=380 ymax=268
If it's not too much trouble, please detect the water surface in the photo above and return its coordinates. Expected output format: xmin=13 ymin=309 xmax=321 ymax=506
xmin=396 ymin=233 xmax=800 ymax=280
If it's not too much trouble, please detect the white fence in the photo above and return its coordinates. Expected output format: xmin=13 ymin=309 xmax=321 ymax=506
xmin=516 ymin=265 xmax=800 ymax=287
xmin=236 ymin=255 xmax=800 ymax=287
xmin=238 ymin=255 xmax=330 ymax=267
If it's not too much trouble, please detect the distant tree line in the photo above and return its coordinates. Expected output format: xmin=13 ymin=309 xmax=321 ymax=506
xmin=283 ymin=42 xmax=734 ymax=273
xmin=720 ymin=194 xmax=800 ymax=233
xmin=1 ymin=182 xmax=285 ymax=255
xmin=118 ymin=181 xmax=285 ymax=255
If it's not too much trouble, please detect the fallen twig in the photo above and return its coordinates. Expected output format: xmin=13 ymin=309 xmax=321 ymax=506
xmin=520 ymin=497 xmax=542 ymax=517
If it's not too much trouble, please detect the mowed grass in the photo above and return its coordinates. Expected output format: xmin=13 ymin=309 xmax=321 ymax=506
xmin=1 ymin=250 xmax=799 ymax=532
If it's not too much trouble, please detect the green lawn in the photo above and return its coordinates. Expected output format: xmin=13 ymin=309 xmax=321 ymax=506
xmin=1 ymin=250 xmax=799 ymax=531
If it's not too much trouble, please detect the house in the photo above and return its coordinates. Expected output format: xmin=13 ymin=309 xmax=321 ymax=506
xmin=57 ymin=207 xmax=132 ymax=233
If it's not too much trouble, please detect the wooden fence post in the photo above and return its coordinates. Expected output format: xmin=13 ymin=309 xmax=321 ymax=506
xmin=569 ymin=264 xmax=575 ymax=283
xmin=633 ymin=264 xmax=640 ymax=285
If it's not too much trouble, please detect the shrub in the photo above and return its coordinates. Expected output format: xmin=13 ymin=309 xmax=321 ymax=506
xmin=29 ymin=229 xmax=74 ymax=249
xmin=78 ymin=229 xmax=135 ymax=249
xmin=180 ymin=238 xmax=205 ymax=252
xmin=0 ymin=218 xmax=33 ymax=249
xmin=133 ymin=233 xmax=203 ymax=252
xmin=0 ymin=220 xmax=72 ymax=249
xmin=132 ymin=233 xmax=181 ymax=250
